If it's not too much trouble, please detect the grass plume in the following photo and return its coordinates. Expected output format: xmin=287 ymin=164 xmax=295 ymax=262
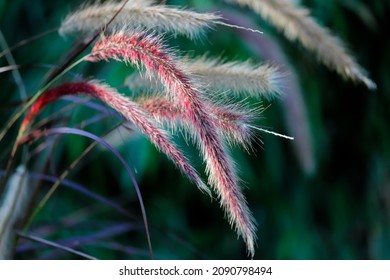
xmin=19 ymin=81 xmax=209 ymax=195
xmin=127 ymin=57 xmax=283 ymax=100
xmin=227 ymin=0 xmax=376 ymax=89
xmin=0 ymin=0 xmax=380 ymax=261
xmin=89 ymin=30 xmax=257 ymax=256
xmin=185 ymin=57 xmax=283 ymax=99
xmin=137 ymin=95 xmax=259 ymax=149
xmin=59 ymin=1 xmax=222 ymax=39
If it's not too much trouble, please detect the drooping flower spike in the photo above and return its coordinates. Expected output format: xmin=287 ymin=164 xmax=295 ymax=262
xmin=227 ymin=0 xmax=376 ymax=89
xmin=89 ymin=30 xmax=257 ymax=256
xmin=59 ymin=0 xmax=222 ymax=40
xmin=126 ymin=57 xmax=284 ymax=100
xmin=20 ymin=81 xmax=210 ymax=195
xmin=137 ymin=95 xmax=260 ymax=149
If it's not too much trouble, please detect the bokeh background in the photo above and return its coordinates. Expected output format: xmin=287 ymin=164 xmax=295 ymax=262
xmin=1 ymin=0 xmax=389 ymax=259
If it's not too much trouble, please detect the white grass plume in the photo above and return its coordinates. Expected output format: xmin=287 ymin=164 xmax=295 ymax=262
xmin=126 ymin=57 xmax=284 ymax=100
xmin=185 ymin=57 xmax=284 ymax=100
xmin=59 ymin=1 xmax=222 ymax=39
xmin=227 ymin=0 xmax=376 ymax=89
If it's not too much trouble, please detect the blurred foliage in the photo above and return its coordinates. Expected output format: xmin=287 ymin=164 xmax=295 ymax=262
xmin=1 ymin=0 xmax=389 ymax=259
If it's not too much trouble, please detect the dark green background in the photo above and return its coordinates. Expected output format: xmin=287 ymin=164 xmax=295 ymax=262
xmin=1 ymin=0 xmax=389 ymax=259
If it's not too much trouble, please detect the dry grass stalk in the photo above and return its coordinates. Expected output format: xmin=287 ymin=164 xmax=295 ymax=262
xmin=227 ymin=0 xmax=376 ymax=89
xmin=59 ymin=1 xmax=221 ymax=39
xmin=0 ymin=166 xmax=30 ymax=259
xmin=89 ymin=31 xmax=257 ymax=256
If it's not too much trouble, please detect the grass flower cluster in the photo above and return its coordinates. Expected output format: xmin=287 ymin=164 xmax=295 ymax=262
xmin=0 ymin=0 xmax=376 ymax=259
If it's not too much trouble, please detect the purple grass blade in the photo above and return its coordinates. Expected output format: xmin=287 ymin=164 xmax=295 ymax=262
xmin=16 ymin=230 xmax=97 ymax=260
xmin=38 ymin=127 xmax=153 ymax=259
xmin=27 ymin=172 xmax=134 ymax=218
xmin=93 ymin=241 xmax=150 ymax=257
xmin=17 ymin=222 xmax=136 ymax=254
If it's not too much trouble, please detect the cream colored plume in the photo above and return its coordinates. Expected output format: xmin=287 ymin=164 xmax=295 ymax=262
xmin=185 ymin=57 xmax=283 ymax=99
xmin=227 ymin=0 xmax=376 ymax=89
xmin=127 ymin=57 xmax=284 ymax=100
xmin=59 ymin=0 xmax=221 ymax=39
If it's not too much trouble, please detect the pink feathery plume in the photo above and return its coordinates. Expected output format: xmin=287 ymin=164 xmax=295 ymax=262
xmin=137 ymin=95 xmax=257 ymax=149
xmin=20 ymin=81 xmax=209 ymax=195
xmin=89 ymin=31 xmax=257 ymax=256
